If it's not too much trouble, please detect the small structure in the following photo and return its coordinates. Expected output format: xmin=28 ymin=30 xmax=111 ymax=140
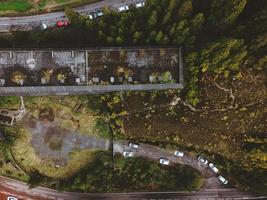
xmin=41 ymin=78 xmax=47 ymax=85
xmin=0 ymin=79 xmax=5 ymax=86
xmin=19 ymin=79 xmax=24 ymax=86
xmin=110 ymin=77 xmax=115 ymax=83
xmin=149 ymin=75 xmax=157 ymax=83
xmin=76 ymin=77 xmax=81 ymax=84
xmin=158 ymin=76 xmax=163 ymax=82
xmin=118 ymin=77 xmax=124 ymax=83
xmin=0 ymin=96 xmax=26 ymax=126
xmin=127 ymin=76 xmax=133 ymax=83
xmin=93 ymin=77 xmax=99 ymax=83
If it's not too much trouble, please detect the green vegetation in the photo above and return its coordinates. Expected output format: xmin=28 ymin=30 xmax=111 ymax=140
xmin=0 ymin=0 xmax=100 ymax=16
xmin=58 ymin=151 xmax=203 ymax=192
xmin=0 ymin=0 xmax=266 ymax=195
xmin=0 ymin=0 xmax=32 ymax=12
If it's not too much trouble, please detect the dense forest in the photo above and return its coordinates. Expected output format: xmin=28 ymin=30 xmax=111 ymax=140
xmin=56 ymin=151 xmax=203 ymax=192
xmin=0 ymin=0 xmax=266 ymax=195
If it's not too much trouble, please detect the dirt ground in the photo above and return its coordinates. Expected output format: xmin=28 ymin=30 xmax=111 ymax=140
xmin=10 ymin=96 xmax=111 ymax=178
xmin=116 ymin=69 xmax=267 ymax=162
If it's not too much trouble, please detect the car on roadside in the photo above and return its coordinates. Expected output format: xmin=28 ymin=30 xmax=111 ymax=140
xmin=209 ymin=163 xmax=219 ymax=173
xmin=128 ymin=142 xmax=139 ymax=149
xmin=96 ymin=10 xmax=104 ymax=17
xmin=88 ymin=13 xmax=94 ymax=19
xmin=88 ymin=10 xmax=103 ymax=19
xmin=7 ymin=197 xmax=18 ymax=200
xmin=159 ymin=158 xmax=170 ymax=165
xmin=197 ymin=156 xmax=208 ymax=165
xmin=136 ymin=2 xmax=145 ymax=8
xmin=57 ymin=20 xmax=70 ymax=27
xmin=174 ymin=151 xmax=184 ymax=157
xmin=218 ymin=175 xmax=228 ymax=184
xmin=118 ymin=5 xmax=129 ymax=12
xmin=123 ymin=151 xmax=133 ymax=157
xmin=40 ymin=22 xmax=48 ymax=30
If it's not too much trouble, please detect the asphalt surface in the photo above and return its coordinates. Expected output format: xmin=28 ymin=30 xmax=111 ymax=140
xmin=114 ymin=140 xmax=221 ymax=189
xmin=1 ymin=140 xmax=266 ymax=200
xmin=0 ymin=84 xmax=184 ymax=96
xmin=0 ymin=0 xmax=145 ymax=32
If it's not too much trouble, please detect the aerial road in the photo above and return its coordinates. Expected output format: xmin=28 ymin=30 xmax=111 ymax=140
xmin=0 ymin=140 xmax=266 ymax=200
xmin=0 ymin=0 xmax=145 ymax=32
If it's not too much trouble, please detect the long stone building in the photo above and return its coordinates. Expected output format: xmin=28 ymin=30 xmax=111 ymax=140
xmin=0 ymin=47 xmax=184 ymax=96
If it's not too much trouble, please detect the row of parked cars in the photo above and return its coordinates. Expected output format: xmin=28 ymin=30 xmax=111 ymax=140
xmin=197 ymin=156 xmax=228 ymax=185
xmin=123 ymin=142 xmax=228 ymax=185
xmin=88 ymin=2 xmax=145 ymax=19
xmin=40 ymin=2 xmax=145 ymax=30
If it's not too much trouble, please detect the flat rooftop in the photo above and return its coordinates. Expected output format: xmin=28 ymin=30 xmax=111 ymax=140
xmin=0 ymin=47 xmax=183 ymax=96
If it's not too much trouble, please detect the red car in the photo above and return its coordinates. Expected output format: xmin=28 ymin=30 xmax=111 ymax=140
xmin=56 ymin=20 xmax=70 ymax=27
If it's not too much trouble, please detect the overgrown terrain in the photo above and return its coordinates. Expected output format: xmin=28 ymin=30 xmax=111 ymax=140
xmin=0 ymin=0 xmax=100 ymax=16
xmin=0 ymin=0 xmax=266 ymax=195
xmin=58 ymin=151 xmax=203 ymax=192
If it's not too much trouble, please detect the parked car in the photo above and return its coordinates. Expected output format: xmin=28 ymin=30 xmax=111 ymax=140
xmin=41 ymin=22 xmax=48 ymax=30
xmin=96 ymin=10 xmax=104 ymax=17
xmin=197 ymin=156 xmax=208 ymax=165
xmin=218 ymin=175 xmax=228 ymax=184
xmin=123 ymin=151 xmax=133 ymax=157
xmin=128 ymin=142 xmax=139 ymax=149
xmin=136 ymin=2 xmax=145 ymax=8
xmin=88 ymin=13 xmax=94 ymax=19
xmin=7 ymin=197 xmax=18 ymax=200
xmin=209 ymin=163 xmax=219 ymax=173
xmin=88 ymin=10 xmax=103 ymax=19
xmin=159 ymin=158 xmax=170 ymax=165
xmin=118 ymin=5 xmax=129 ymax=12
xmin=57 ymin=20 xmax=69 ymax=27
xmin=174 ymin=151 xmax=184 ymax=157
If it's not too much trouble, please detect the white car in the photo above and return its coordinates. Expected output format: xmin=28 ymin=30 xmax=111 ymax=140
xmin=96 ymin=10 xmax=103 ymax=17
xmin=197 ymin=156 xmax=208 ymax=165
xmin=209 ymin=163 xmax=219 ymax=173
xmin=41 ymin=22 xmax=48 ymax=30
xmin=136 ymin=2 xmax=145 ymax=8
xmin=7 ymin=197 xmax=18 ymax=200
xmin=123 ymin=151 xmax=133 ymax=157
xmin=128 ymin=142 xmax=139 ymax=149
xmin=174 ymin=151 xmax=184 ymax=157
xmin=218 ymin=175 xmax=228 ymax=184
xmin=159 ymin=158 xmax=170 ymax=165
xmin=118 ymin=5 xmax=129 ymax=12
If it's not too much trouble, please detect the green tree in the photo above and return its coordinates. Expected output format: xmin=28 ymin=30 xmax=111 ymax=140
xmin=206 ymin=0 xmax=247 ymax=32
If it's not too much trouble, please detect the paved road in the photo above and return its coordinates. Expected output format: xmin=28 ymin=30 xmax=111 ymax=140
xmin=114 ymin=140 xmax=221 ymax=189
xmin=0 ymin=176 xmax=263 ymax=200
xmin=0 ymin=0 xmax=145 ymax=32
xmin=0 ymin=84 xmax=183 ymax=96
xmin=0 ymin=140 xmax=266 ymax=200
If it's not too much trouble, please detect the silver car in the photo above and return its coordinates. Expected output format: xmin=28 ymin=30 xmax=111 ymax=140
xmin=7 ymin=197 xmax=18 ymax=200
xmin=209 ymin=163 xmax=219 ymax=173
xmin=159 ymin=158 xmax=170 ymax=165
xmin=118 ymin=5 xmax=129 ymax=12
xmin=136 ymin=2 xmax=145 ymax=8
xmin=218 ymin=175 xmax=228 ymax=184
xmin=128 ymin=142 xmax=139 ymax=149
xmin=197 ymin=156 xmax=208 ymax=165
xmin=174 ymin=151 xmax=184 ymax=157
xmin=123 ymin=151 xmax=133 ymax=157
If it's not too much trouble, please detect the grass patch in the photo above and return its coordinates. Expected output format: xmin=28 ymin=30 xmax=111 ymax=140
xmin=0 ymin=0 xmax=32 ymax=12
xmin=11 ymin=127 xmax=96 ymax=178
xmin=0 ymin=0 xmax=101 ymax=16
xmin=58 ymin=152 xmax=204 ymax=192
xmin=24 ymin=96 xmax=102 ymax=136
